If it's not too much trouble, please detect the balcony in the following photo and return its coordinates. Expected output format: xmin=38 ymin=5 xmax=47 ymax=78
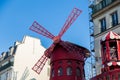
xmin=91 ymin=0 xmax=120 ymax=18
xmin=0 ymin=62 xmax=13 ymax=72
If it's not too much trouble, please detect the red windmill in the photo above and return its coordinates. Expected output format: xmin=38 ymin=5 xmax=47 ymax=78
xmin=30 ymin=8 xmax=90 ymax=80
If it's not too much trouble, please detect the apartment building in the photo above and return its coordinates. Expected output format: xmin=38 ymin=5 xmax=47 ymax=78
xmin=0 ymin=36 xmax=50 ymax=80
xmin=89 ymin=0 xmax=120 ymax=75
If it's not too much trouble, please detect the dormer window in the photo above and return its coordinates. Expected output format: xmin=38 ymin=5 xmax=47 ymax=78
xmin=111 ymin=11 xmax=118 ymax=27
xmin=100 ymin=17 xmax=106 ymax=32
xmin=67 ymin=67 xmax=72 ymax=76
xmin=58 ymin=67 xmax=63 ymax=76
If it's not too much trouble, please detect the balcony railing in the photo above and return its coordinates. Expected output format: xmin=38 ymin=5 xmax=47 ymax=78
xmin=92 ymin=0 xmax=117 ymax=14
xmin=0 ymin=62 xmax=13 ymax=72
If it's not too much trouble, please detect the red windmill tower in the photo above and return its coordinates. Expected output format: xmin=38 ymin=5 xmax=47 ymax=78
xmin=30 ymin=8 xmax=90 ymax=80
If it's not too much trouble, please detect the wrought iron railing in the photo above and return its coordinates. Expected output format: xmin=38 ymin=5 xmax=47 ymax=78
xmin=92 ymin=0 xmax=117 ymax=14
xmin=0 ymin=62 xmax=13 ymax=71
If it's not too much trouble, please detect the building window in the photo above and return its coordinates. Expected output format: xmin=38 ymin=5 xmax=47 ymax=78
xmin=67 ymin=67 xmax=72 ymax=76
xmin=106 ymin=0 xmax=112 ymax=5
xmin=58 ymin=67 xmax=63 ymax=76
xmin=76 ymin=67 xmax=80 ymax=76
xmin=51 ymin=69 xmax=55 ymax=77
xmin=101 ymin=0 xmax=106 ymax=8
xmin=111 ymin=11 xmax=118 ymax=27
xmin=100 ymin=17 xmax=106 ymax=32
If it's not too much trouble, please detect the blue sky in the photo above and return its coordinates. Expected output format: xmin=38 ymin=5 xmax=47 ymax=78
xmin=0 ymin=0 xmax=90 ymax=54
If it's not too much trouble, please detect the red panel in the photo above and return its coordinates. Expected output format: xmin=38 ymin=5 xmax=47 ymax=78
xmin=105 ymin=41 xmax=110 ymax=63
xmin=49 ymin=44 xmax=86 ymax=80
xmin=50 ymin=60 xmax=85 ymax=80
xmin=117 ymin=40 xmax=120 ymax=60
xmin=50 ymin=45 xmax=84 ymax=62
xmin=101 ymin=42 xmax=104 ymax=64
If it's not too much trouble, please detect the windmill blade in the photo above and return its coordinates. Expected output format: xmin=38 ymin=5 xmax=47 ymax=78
xmin=32 ymin=53 xmax=49 ymax=74
xmin=59 ymin=41 xmax=78 ymax=53
xmin=58 ymin=8 xmax=82 ymax=38
xmin=45 ymin=43 xmax=56 ymax=57
xmin=30 ymin=21 xmax=55 ymax=40
xmin=60 ymin=42 xmax=85 ymax=61
xmin=60 ymin=41 xmax=85 ymax=61
xmin=32 ymin=43 xmax=57 ymax=74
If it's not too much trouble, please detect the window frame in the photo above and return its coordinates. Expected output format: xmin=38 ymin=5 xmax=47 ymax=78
xmin=111 ymin=11 xmax=118 ymax=27
xmin=76 ymin=67 xmax=81 ymax=76
xmin=66 ymin=66 xmax=72 ymax=76
xmin=100 ymin=17 xmax=106 ymax=32
xmin=58 ymin=67 xmax=63 ymax=76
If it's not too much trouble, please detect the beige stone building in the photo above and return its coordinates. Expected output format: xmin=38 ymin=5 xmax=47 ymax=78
xmin=0 ymin=36 xmax=50 ymax=80
xmin=89 ymin=0 xmax=120 ymax=75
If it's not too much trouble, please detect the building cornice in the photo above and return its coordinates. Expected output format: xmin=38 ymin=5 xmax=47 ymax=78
xmin=0 ymin=55 xmax=14 ymax=65
xmin=92 ymin=0 xmax=120 ymax=19
xmin=94 ymin=24 xmax=120 ymax=38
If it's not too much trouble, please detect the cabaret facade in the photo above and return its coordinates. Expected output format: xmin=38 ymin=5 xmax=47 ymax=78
xmin=91 ymin=31 xmax=120 ymax=80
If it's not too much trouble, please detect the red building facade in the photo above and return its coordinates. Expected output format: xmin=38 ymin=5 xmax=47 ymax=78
xmin=49 ymin=42 xmax=90 ymax=80
xmin=91 ymin=31 xmax=120 ymax=80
